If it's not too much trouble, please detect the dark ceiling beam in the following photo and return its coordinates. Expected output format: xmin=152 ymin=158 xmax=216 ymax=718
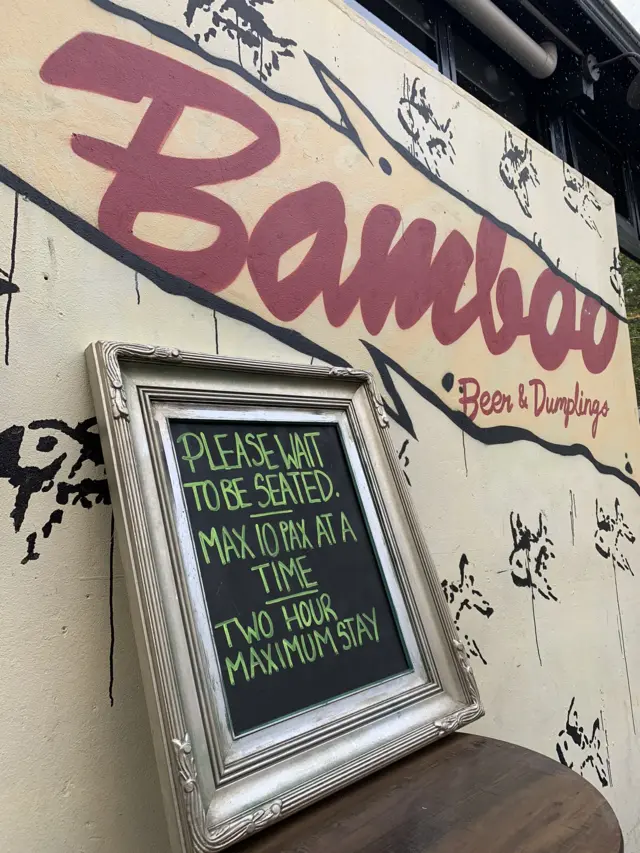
xmin=575 ymin=0 xmax=640 ymax=69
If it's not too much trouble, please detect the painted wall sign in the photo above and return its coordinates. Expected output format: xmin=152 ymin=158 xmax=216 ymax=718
xmin=169 ymin=418 xmax=410 ymax=734
xmin=86 ymin=343 xmax=481 ymax=851
xmin=0 ymin=0 xmax=636 ymax=495
xmin=3 ymin=1 xmax=640 ymax=849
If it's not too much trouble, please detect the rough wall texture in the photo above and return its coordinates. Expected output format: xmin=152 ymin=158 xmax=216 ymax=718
xmin=1 ymin=0 xmax=640 ymax=849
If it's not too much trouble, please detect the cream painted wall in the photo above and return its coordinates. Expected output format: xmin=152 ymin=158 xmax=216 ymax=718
xmin=1 ymin=0 xmax=640 ymax=851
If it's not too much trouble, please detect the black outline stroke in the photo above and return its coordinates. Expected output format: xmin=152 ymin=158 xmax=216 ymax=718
xmin=362 ymin=341 xmax=640 ymax=498
xmin=0 ymin=166 xmax=350 ymax=370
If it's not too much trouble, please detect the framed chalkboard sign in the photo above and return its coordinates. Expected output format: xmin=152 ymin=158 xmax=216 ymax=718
xmin=86 ymin=342 xmax=482 ymax=853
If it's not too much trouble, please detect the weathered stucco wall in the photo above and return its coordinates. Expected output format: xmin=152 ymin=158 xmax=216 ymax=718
xmin=1 ymin=0 xmax=640 ymax=850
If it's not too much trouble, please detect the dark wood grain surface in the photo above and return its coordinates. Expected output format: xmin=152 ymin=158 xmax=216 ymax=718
xmin=235 ymin=733 xmax=623 ymax=853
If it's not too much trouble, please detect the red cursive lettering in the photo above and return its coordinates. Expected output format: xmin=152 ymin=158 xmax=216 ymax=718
xmin=529 ymin=378 xmax=609 ymax=437
xmin=41 ymin=34 xmax=619 ymax=375
xmin=41 ymin=33 xmax=280 ymax=292
xmin=458 ymin=377 xmax=514 ymax=421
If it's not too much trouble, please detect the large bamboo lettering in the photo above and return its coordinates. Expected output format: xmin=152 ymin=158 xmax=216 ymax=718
xmin=41 ymin=32 xmax=618 ymax=374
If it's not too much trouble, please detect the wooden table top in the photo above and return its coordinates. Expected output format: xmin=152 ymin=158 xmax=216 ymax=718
xmin=235 ymin=733 xmax=623 ymax=853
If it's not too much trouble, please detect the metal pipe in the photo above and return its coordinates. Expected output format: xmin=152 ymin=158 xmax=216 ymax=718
xmin=518 ymin=0 xmax=584 ymax=57
xmin=596 ymin=50 xmax=640 ymax=69
xmin=443 ymin=0 xmax=558 ymax=78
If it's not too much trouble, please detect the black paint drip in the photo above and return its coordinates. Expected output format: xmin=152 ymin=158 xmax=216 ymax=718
xmin=3 ymin=191 xmax=19 ymax=367
xmin=109 ymin=512 xmax=115 ymax=706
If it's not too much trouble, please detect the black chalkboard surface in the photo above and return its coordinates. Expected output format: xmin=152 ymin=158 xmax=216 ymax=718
xmin=169 ymin=419 xmax=411 ymax=735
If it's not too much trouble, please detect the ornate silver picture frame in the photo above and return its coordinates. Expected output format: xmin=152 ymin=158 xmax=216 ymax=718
xmin=86 ymin=341 xmax=482 ymax=853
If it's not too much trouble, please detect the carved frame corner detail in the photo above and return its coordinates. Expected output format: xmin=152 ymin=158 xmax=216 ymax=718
xmin=101 ymin=342 xmax=182 ymax=420
xmin=328 ymin=366 xmax=389 ymax=429
xmin=434 ymin=639 xmax=483 ymax=735
xmin=172 ymin=734 xmax=283 ymax=853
